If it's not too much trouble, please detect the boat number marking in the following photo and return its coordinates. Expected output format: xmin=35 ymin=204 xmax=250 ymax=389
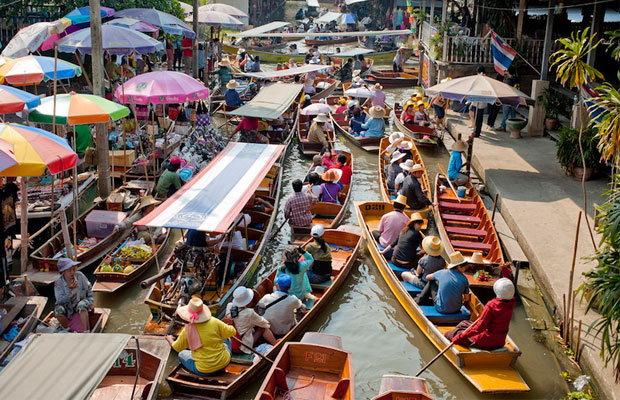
xmin=305 ymin=351 xmax=327 ymax=364
xmin=113 ymin=349 xmax=136 ymax=368
xmin=364 ymin=204 xmax=385 ymax=211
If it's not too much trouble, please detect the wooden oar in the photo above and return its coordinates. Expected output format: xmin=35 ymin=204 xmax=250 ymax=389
xmin=437 ymin=163 xmax=462 ymax=203
xmin=269 ymin=217 xmax=289 ymax=240
xmin=231 ymin=336 xmax=274 ymax=364
xmin=415 ymin=315 xmax=480 ymax=376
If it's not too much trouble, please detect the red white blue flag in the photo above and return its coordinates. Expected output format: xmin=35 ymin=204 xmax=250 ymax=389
xmin=490 ymin=30 xmax=517 ymax=75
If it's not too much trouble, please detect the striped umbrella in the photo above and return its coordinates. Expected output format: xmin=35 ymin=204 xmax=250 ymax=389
xmin=0 ymin=55 xmax=81 ymax=85
xmin=115 ymin=8 xmax=195 ymax=38
xmin=104 ymin=17 xmax=159 ymax=33
xmin=27 ymin=92 xmax=129 ymax=125
xmin=0 ymin=85 xmax=40 ymax=113
xmin=64 ymin=6 xmax=115 ymax=25
xmin=57 ymin=25 xmax=164 ymax=55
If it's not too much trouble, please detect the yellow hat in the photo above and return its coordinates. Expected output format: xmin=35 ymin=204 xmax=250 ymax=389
xmin=422 ymin=236 xmax=443 ymax=256
xmin=403 ymin=100 xmax=415 ymax=111
xmin=393 ymin=194 xmax=407 ymax=207
xmin=407 ymin=212 xmax=425 ymax=226
xmin=447 ymin=251 xmax=467 ymax=269
xmin=338 ymin=97 xmax=347 ymax=105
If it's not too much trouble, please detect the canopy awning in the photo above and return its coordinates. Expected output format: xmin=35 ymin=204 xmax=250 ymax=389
xmin=230 ymin=21 xmax=290 ymax=38
xmin=136 ymin=143 xmax=284 ymax=233
xmin=0 ymin=333 xmax=130 ymax=399
xmin=227 ymin=83 xmax=303 ymax=120
xmin=336 ymin=47 xmax=374 ymax=57
xmin=307 ymin=0 xmax=320 ymax=7
xmin=236 ymin=64 xmax=326 ymax=80
xmin=346 ymin=0 xmax=369 ymax=4
xmin=228 ymin=29 xmax=410 ymax=39
xmin=316 ymin=12 xmax=342 ymax=24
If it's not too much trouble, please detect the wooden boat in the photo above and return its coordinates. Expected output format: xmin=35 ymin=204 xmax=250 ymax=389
xmin=367 ymin=71 xmax=419 ymax=88
xmin=371 ymin=67 xmax=418 ymax=76
xmin=323 ymin=95 xmax=381 ymax=152
xmin=165 ymin=228 xmax=362 ymax=399
xmin=432 ymin=172 xmax=505 ymax=291
xmin=92 ymin=228 xmax=171 ymax=293
xmin=291 ymin=150 xmax=353 ymax=242
xmin=0 ymin=296 xmax=47 ymax=364
xmin=393 ymin=108 xmax=441 ymax=147
xmin=372 ymin=375 xmax=434 ymax=400
xmin=305 ymin=36 xmax=358 ymax=46
xmin=296 ymin=107 xmax=336 ymax=157
xmin=311 ymin=77 xmax=340 ymax=100
xmin=256 ymin=332 xmax=354 ymax=400
xmin=355 ymin=201 xmax=529 ymax=393
xmin=41 ymin=307 xmax=111 ymax=333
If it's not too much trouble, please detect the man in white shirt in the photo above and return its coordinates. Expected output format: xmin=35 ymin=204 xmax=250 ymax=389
xmin=257 ymin=274 xmax=303 ymax=336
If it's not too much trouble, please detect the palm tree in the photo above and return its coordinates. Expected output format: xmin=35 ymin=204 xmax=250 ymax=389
xmin=550 ymin=27 xmax=603 ymax=250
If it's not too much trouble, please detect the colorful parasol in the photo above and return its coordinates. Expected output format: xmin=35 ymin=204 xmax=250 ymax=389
xmin=115 ymin=8 xmax=195 ymax=38
xmin=1 ymin=19 xmax=71 ymax=58
xmin=199 ymin=4 xmax=248 ymax=22
xmin=0 ymin=123 xmax=77 ymax=176
xmin=27 ymin=92 xmax=129 ymax=125
xmin=64 ymin=6 xmax=115 ymax=25
xmin=57 ymin=25 xmax=164 ymax=55
xmin=0 ymin=85 xmax=41 ymax=113
xmin=0 ymin=139 xmax=17 ymax=173
xmin=103 ymin=17 xmax=159 ymax=33
xmin=0 ymin=55 xmax=81 ymax=85
xmin=114 ymin=71 xmax=209 ymax=105
xmin=190 ymin=10 xmax=245 ymax=28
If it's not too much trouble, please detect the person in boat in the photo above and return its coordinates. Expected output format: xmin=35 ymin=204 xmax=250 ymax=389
xmin=358 ymin=106 xmax=386 ymax=138
xmin=414 ymin=101 xmax=431 ymax=126
xmin=288 ymin=58 xmax=297 ymax=69
xmin=258 ymin=274 xmax=304 ymax=336
xmin=245 ymin=193 xmax=274 ymax=214
xmin=156 ymin=157 xmax=182 ymax=198
xmin=430 ymin=91 xmax=448 ymax=127
xmin=384 ymin=133 xmax=414 ymax=164
xmin=248 ymin=55 xmax=261 ymax=73
xmin=352 ymin=56 xmax=362 ymax=72
xmin=335 ymin=97 xmax=348 ymax=114
xmin=212 ymin=58 xmax=232 ymax=87
xmin=289 ymin=43 xmax=299 ymax=55
xmin=225 ymin=287 xmax=277 ymax=354
xmin=372 ymin=195 xmax=410 ymax=250
xmin=306 ymin=168 xmax=325 ymax=198
xmin=393 ymin=45 xmax=407 ymax=72
xmin=319 ymin=169 xmax=343 ymax=204
xmin=284 ymin=179 xmax=318 ymax=228
xmin=386 ymin=150 xmax=406 ymax=192
xmin=364 ymin=36 xmax=375 ymax=50
xmin=321 ymin=148 xmax=336 ymax=168
xmin=224 ymin=80 xmax=243 ymax=108
xmin=113 ymin=195 xmax=161 ymax=241
xmin=303 ymin=78 xmax=316 ymax=95
xmin=350 ymin=76 xmax=364 ymax=88
xmin=364 ymin=84 xmax=387 ymax=108
xmin=348 ymin=106 xmax=367 ymax=136
xmin=295 ymin=8 xmax=304 ymax=20
xmin=54 ymin=258 xmax=94 ymax=333
xmin=402 ymin=236 xmax=446 ymax=289
xmin=167 ymin=297 xmax=236 ymax=376
xmin=235 ymin=115 xmax=259 ymax=141
xmin=380 ymin=212 xmax=425 ymax=273
xmin=399 ymin=161 xmax=432 ymax=210
xmin=415 ymin=251 xmax=470 ymax=314
xmin=339 ymin=58 xmax=353 ymax=82
xmin=447 ymin=140 xmax=470 ymax=186
xmin=305 ymin=225 xmax=333 ymax=284
xmin=358 ymin=54 xmax=368 ymax=71
xmin=444 ymin=277 xmax=516 ymax=350
xmin=307 ymin=113 xmax=330 ymax=148
xmin=328 ymin=154 xmax=352 ymax=186
xmin=277 ymin=245 xmax=315 ymax=301
xmin=400 ymin=101 xmax=417 ymax=123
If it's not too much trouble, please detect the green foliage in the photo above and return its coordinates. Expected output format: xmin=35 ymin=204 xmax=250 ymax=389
xmin=550 ymin=28 xmax=604 ymax=89
xmin=537 ymin=87 xmax=572 ymax=120
xmin=563 ymin=392 xmax=593 ymax=400
xmin=556 ymin=127 xmax=600 ymax=169
xmin=605 ymin=29 xmax=620 ymax=62
xmin=412 ymin=8 xmax=427 ymax=23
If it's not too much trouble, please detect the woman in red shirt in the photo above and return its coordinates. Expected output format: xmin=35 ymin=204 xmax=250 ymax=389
xmin=400 ymin=101 xmax=416 ymax=124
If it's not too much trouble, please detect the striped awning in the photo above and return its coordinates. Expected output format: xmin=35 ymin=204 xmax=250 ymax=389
xmin=135 ymin=143 xmax=284 ymax=233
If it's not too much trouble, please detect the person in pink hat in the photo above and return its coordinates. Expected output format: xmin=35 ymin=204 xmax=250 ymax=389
xmin=156 ymin=156 xmax=182 ymax=198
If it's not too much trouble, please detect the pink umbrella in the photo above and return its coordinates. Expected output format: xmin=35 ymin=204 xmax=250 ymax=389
xmin=114 ymin=71 xmax=209 ymax=105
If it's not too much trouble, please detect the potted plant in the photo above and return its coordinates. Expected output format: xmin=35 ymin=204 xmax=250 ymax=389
xmin=538 ymin=88 xmax=571 ymax=131
xmin=555 ymin=126 xmax=600 ymax=180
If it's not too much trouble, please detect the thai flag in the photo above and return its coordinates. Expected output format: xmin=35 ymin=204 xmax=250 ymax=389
xmin=582 ymin=83 xmax=606 ymax=123
xmin=491 ymin=30 xmax=517 ymax=75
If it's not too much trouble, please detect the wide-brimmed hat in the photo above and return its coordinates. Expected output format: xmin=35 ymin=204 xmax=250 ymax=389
xmin=399 ymin=159 xmax=415 ymax=171
xmin=494 ymin=278 xmax=515 ymax=300
xmin=321 ymin=168 xmax=342 ymax=183
xmin=416 ymin=100 xmax=426 ymax=108
xmin=352 ymin=76 xmax=361 ymax=84
xmin=177 ymin=297 xmax=211 ymax=323
xmin=347 ymin=100 xmax=358 ymax=109
xmin=218 ymin=58 xmax=231 ymax=67
xmin=338 ymin=97 xmax=347 ymax=105
xmin=390 ymin=150 xmax=406 ymax=163
xmin=398 ymin=44 xmax=407 ymax=50
xmin=137 ymin=195 xmax=160 ymax=210
xmin=226 ymin=80 xmax=239 ymax=90
xmin=371 ymin=83 xmax=383 ymax=91
xmin=407 ymin=212 xmax=425 ymax=226
xmin=232 ymin=286 xmax=254 ymax=307
xmin=422 ymin=236 xmax=443 ymax=256
xmin=409 ymin=163 xmax=425 ymax=173
xmin=313 ymin=166 xmax=325 ymax=175
xmin=452 ymin=140 xmax=467 ymax=152
xmin=304 ymin=78 xmax=314 ymax=86
xmin=314 ymin=113 xmax=329 ymax=123
xmin=283 ymin=245 xmax=300 ymax=263
xmin=468 ymin=251 xmax=490 ymax=264
xmin=398 ymin=140 xmax=413 ymax=151
xmin=403 ymin=101 xmax=415 ymax=111
xmin=368 ymin=106 xmax=385 ymax=119
xmin=393 ymin=194 xmax=407 ymax=207
xmin=57 ymin=257 xmax=80 ymax=273
xmin=389 ymin=132 xmax=404 ymax=144
xmin=447 ymin=251 xmax=467 ymax=269
xmin=311 ymin=224 xmax=325 ymax=238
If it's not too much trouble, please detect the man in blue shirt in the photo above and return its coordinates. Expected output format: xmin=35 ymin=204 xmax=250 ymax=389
xmin=447 ymin=140 xmax=469 ymax=186
xmin=415 ymin=251 xmax=470 ymax=314
xmin=224 ymin=80 xmax=243 ymax=107
xmin=359 ymin=106 xmax=386 ymax=138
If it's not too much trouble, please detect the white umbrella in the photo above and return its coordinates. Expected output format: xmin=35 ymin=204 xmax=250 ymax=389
xmin=301 ymin=103 xmax=332 ymax=115
xmin=425 ymin=74 xmax=532 ymax=107
xmin=199 ymin=4 xmax=248 ymax=22
xmin=188 ymin=10 xmax=245 ymax=28
xmin=345 ymin=87 xmax=374 ymax=98
xmin=179 ymin=2 xmax=193 ymax=16
xmin=1 ymin=20 xmax=68 ymax=58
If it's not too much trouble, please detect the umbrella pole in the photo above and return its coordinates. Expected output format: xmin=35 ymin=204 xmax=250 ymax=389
xmin=131 ymin=105 xmax=150 ymax=187
xmin=121 ymin=67 xmax=127 ymax=186
xmin=74 ymin=52 xmax=94 ymax=93
xmin=50 ymin=174 xmax=55 ymax=237
xmin=73 ymin=126 xmax=78 ymax=261
xmin=53 ymin=44 xmax=58 ymax=136
xmin=19 ymin=178 xmax=27 ymax=275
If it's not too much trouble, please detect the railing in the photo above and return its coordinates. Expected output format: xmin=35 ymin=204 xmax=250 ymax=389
xmin=444 ymin=35 xmax=547 ymax=67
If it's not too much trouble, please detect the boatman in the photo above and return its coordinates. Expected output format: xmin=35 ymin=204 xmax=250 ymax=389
xmin=284 ymin=179 xmax=318 ymax=227
xmin=398 ymin=162 xmax=432 ymax=210
xmin=224 ymin=80 xmax=243 ymax=107
xmin=415 ymin=251 xmax=470 ymax=314
xmin=156 ymin=157 xmax=182 ymax=198
xmin=54 ymin=258 xmax=94 ymax=333
xmin=307 ymin=114 xmax=330 ymax=148
xmin=372 ymin=194 xmax=410 ymax=250
xmin=447 ymin=139 xmax=470 ymax=186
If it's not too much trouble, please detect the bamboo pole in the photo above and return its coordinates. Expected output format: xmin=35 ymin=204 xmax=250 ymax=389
xmin=562 ymin=293 xmax=567 ymax=342
xmin=52 ymin=44 xmax=58 ymax=139
xmin=19 ymin=178 xmax=28 ymax=274
xmin=121 ymin=64 xmax=126 ymax=185
xmin=131 ymin=105 xmax=150 ymax=187
xmin=569 ymin=289 xmax=576 ymax=348
xmin=50 ymin=174 xmax=55 ymax=237
xmin=575 ymin=320 xmax=583 ymax=360
xmin=74 ymin=52 xmax=93 ymax=93
xmin=72 ymin=127 xmax=78 ymax=260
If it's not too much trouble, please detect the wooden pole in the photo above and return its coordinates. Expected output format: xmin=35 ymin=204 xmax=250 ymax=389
xmin=562 ymin=293 xmax=567 ymax=341
xmin=52 ymin=44 xmax=58 ymax=136
xmin=193 ymin=0 xmax=199 ymax=79
xmin=72 ymin=127 xmax=78 ymax=260
xmin=575 ymin=320 xmax=582 ymax=360
xmin=59 ymin=211 xmax=74 ymax=259
xmin=50 ymin=174 xmax=55 ymax=237
xmin=566 ymin=211 xmax=581 ymax=341
xmin=230 ymin=336 xmax=274 ymax=364
xmin=121 ymin=66 xmax=126 ymax=185
xmin=19 ymin=178 xmax=28 ymax=274
xmin=569 ymin=289 xmax=576 ymax=347
xmin=74 ymin=52 xmax=93 ymax=93
xmin=491 ymin=193 xmax=499 ymax=223
xmin=131 ymin=105 xmax=150 ymax=186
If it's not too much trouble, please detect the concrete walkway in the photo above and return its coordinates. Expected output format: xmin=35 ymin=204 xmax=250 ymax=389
xmin=443 ymin=110 xmax=618 ymax=399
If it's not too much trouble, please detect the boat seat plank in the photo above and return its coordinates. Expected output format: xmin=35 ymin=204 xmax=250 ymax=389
xmin=445 ymin=226 xmax=487 ymax=238
xmin=451 ymin=240 xmax=492 ymax=252
xmin=400 ymin=281 xmax=422 ymax=296
xmin=419 ymin=305 xmax=471 ymax=324
xmin=439 ymin=202 xmax=476 ymax=212
xmin=310 ymin=277 xmax=333 ymax=291
xmin=442 ymin=214 xmax=481 ymax=224
xmin=388 ymin=262 xmax=409 ymax=274
xmin=176 ymin=368 xmax=240 ymax=384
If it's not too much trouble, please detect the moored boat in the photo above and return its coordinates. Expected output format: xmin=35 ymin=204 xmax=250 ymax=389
xmin=165 ymin=228 xmax=362 ymax=399
xmin=41 ymin=307 xmax=111 ymax=333
xmin=325 ymin=96 xmax=382 ymax=152
xmin=256 ymin=332 xmax=354 ymax=400
xmin=311 ymin=77 xmax=340 ymax=100
xmin=394 ymin=107 xmax=441 ymax=147
xmin=372 ymin=374 xmax=434 ymax=400
xmin=367 ymin=71 xmax=419 ymax=88
xmin=296 ymin=106 xmax=336 ymax=157
xmin=305 ymin=36 xmax=358 ymax=46
xmin=0 ymin=296 xmax=47 ymax=364
xmin=355 ymin=201 xmax=529 ymax=393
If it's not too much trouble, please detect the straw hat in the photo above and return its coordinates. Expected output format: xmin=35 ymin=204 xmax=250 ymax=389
xmin=468 ymin=251 xmax=490 ymax=264
xmin=226 ymin=80 xmax=239 ymax=90
xmin=390 ymin=150 xmax=406 ymax=163
xmin=338 ymin=97 xmax=347 ymax=105
xmin=57 ymin=257 xmax=80 ymax=273
xmin=403 ymin=100 xmax=415 ymax=111
xmin=422 ymin=236 xmax=443 ymax=256
xmin=304 ymin=78 xmax=314 ymax=86
xmin=313 ymin=166 xmax=325 ymax=175
xmin=407 ymin=212 xmax=425 ymax=226
xmin=137 ymin=195 xmax=160 ymax=211
xmin=399 ymin=159 xmax=415 ymax=171
xmin=447 ymin=251 xmax=467 ymax=269
xmin=347 ymin=100 xmax=358 ymax=109
xmin=311 ymin=224 xmax=325 ymax=238
xmin=398 ymin=44 xmax=407 ymax=51
xmin=368 ymin=106 xmax=385 ymax=119
xmin=410 ymin=163 xmax=425 ymax=173
xmin=177 ymin=297 xmax=211 ymax=323
xmin=494 ymin=278 xmax=515 ymax=300
xmin=314 ymin=113 xmax=329 ymax=123
xmin=218 ymin=58 xmax=231 ymax=67
xmin=393 ymin=194 xmax=407 ymax=207
xmin=451 ymin=140 xmax=467 ymax=152
xmin=321 ymin=168 xmax=342 ymax=183
xmin=371 ymin=83 xmax=383 ymax=91
xmin=389 ymin=132 xmax=405 ymax=144
xmin=232 ymin=286 xmax=254 ymax=308
xmin=398 ymin=140 xmax=413 ymax=151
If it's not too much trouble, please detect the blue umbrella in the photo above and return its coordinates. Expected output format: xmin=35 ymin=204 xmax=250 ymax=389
xmin=0 ymin=84 xmax=40 ymax=112
xmin=64 ymin=6 xmax=115 ymax=25
xmin=341 ymin=13 xmax=356 ymax=24
xmin=57 ymin=26 xmax=164 ymax=55
xmin=115 ymin=8 xmax=195 ymax=38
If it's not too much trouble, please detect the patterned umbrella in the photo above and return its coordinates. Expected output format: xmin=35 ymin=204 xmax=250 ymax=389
xmin=114 ymin=71 xmax=209 ymax=105
xmin=115 ymin=8 xmax=195 ymax=38
xmin=0 ymin=55 xmax=81 ymax=85
xmin=199 ymin=4 xmax=248 ymax=21
xmin=0 ymin=139 xmax=17 ymax=174
xmin=1 ymin=19 xmax=70 ymax=58
xmin=57 ymin=25 xmax=164 ymax=55
xmin=189 ymin=10 xmax=245 ymax=28
xmin=27 ymin=92 xmax=129 ymax=125
xmin=64 ymin=6 xmax=115 ymax=25
xmin=0 ymin=85 xmax=40 ymax=113
xmin=104 ymin=17 xmax=159 ymax=33
xmin=425 ymin=74 xmax=532 ymax=107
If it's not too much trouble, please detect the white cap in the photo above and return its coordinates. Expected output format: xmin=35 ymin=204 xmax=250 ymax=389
xmin=311 ymin=224 xmax=325 ymax=238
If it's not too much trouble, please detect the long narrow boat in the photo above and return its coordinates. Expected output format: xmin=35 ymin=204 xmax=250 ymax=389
xmin=432 ymin=172 xmax=505 ymax=291
xmin=92 ymin=228 xmax=171 ymax=293
xmin=324 ymin=95 xmax=383 ymax=152
xmin=311 ymin=77 xmax=340 ymax=100
xmin=372 ymin=375 xmax=434 ymax=400
xmin=366 ymin=71 xmax=419 ymax=88
xmin=140 ymin=143 xmax=286 ymax=334
xmin=393 ymin=108 xmax=441 ymax=147
xmin=0 ymin=296 xmax=47 ymax=364
xmin=165 ymin=228 xmax=362 ymax=399
xmin=291 ymin=149 xmax=353 ymax=242
xmin=0 ymin=333 xmax=170 ymax=400
xmin=256 ymin=332 xmax=354 ymax=400
xmin=41 ymin=307 xmax=111 ymax=333
xmin=355 ymin=201 xmax=529 ymax=393
xmin=305 ymin=36 xmax=358 ymax=46
xmin=297 ymin=106 xmax=336 ymax=157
